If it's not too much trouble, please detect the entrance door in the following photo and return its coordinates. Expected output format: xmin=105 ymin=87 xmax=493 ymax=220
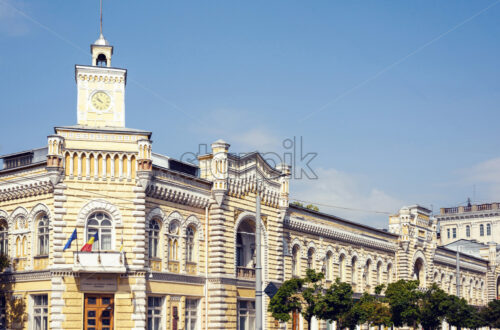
xmin=84 ymin=294 xmax=114 ymax=330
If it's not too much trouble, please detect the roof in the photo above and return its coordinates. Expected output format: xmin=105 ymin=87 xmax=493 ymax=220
xmin=289 ymin=203 xmax=398 ymax=239
xmin=54 ymin=125 xmax=152 ymax=137
xmin=0 ymin=147 xmax=47 ymax=160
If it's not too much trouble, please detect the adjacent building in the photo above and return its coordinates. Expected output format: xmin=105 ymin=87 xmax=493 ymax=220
xmin=0 ymin=28 xmax=499 ymax=330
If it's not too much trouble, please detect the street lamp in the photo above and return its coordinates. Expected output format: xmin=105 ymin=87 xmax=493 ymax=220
xmin=255 ymin=172 xmax=289 ymax=330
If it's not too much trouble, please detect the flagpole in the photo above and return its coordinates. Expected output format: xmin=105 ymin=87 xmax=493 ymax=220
xmin=76 ymin=229 xmax=80 ymax=263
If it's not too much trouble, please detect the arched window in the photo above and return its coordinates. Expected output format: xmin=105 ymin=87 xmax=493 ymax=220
xmin=15 ymin=237 xmax=21 ymax=257
xmin=480 ymin=224 xmax=484 ymax=236
xmin=36 ymin=214 xmax=49 ymax=256
xmin=292 ymin=245 xmax=300 ymax=277
xmin=0 ymin=220 xmax=7 ymax=255
xmin=307 ymin=248 xmax=315 ymax=270
xmin=186 ymin=226 xmax=195 ymax=262
xmin=86 ymin=212 xmax=112 ymax=250
xmin=376 ymin=261 xmax=383 ymax=285
xmin=148 ymin=219 xmax=160 ymax=258
xmin=96 ymin=54 xmax=107 ymax=67
xmin=387 ymin=264 xmax=393 ymax=283
xmin=22 ymin=236 xmax=26 ymax=256
xmin=168 ymin=221 xmax=180 ymax=261
xmin=338 ymin=254 xmax=346 ymax=281
xmin=466 ymin=225 xmax=470 ymax=238
xmin=487 ymin=224 xmax=491 ymax=236
xmin=351 ymin=257 xmax=358 ymax=285
xmin=236 ymin=219 xmax=255 ymax=268
xmin=364 ymin=259 xmax=371 ymax=288
xmin=325 ymin=252 xmax=332 ymax=280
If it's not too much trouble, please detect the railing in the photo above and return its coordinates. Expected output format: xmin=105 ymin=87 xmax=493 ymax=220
xmin=237 ymin=266 xmax=256 ymax=279
xmin=444 ymin=207 xmax=458 ymax=214
xmin=149 ymin=259 xmax=161 ymax=271
xmin=73 ymin=251 xmax=126 ymax=273
xmin=12 ymin=258 xmax=27 ymax=271
xmin=478 ymin=204 xmax=492 ymax=211
xmin=186 ymin=261 xmax=197 ymax=275
xmin=463 ymin=206 xmax=472 ymax=212
xmin=168 ymin=260 xmax=180 ymax=273
xmin=33 ymin=256 xmax=49 ymax=270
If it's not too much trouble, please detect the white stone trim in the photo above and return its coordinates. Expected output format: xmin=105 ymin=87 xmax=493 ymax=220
xmin=76 ymin=199 xmax=123 ymax=228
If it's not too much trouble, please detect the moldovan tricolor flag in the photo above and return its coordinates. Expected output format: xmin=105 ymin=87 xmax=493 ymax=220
xmin=81 ymin=232 xmax=98 ymax=252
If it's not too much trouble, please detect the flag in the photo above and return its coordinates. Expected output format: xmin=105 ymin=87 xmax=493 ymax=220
xmin=63 ymin=229 xmax=77 ymax=251
xmin=81 ymin=232 xmax=99 ymax=252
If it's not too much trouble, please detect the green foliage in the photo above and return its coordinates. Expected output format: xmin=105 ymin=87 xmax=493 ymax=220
xmin=480 ymin=299 xmax=500 ymax=328
xmin=305 ymin=204 xmax=319 ymax=211
xmin=0 ymin=254 xmax=9 ymax=272
xmin=444 ymin=295 xmax=477 ymax=329
xmin=268 ymin=277 xmax=305 ymax=322
xmin=418 ymin=284 xmax=449 ymax=330
xmin=385 ymin=280 xmax=421 ymax=327
xmin=355 ymin=291 xmax=392 ymax=328
xmin=317 ymin=279 xmax=354 ymax=323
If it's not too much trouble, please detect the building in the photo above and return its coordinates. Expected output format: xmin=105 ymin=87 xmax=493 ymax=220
xmin=437 ymin=201 xmax=500 ymax=245
xmin=0 ymin=25 xmax=499 ymax=330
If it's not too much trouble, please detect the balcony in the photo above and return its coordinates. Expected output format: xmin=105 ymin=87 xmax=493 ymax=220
xmin=237 ymin=266 xmax=256 ymax=279
xmin=73 ymin=251 xmax=126 ymax=273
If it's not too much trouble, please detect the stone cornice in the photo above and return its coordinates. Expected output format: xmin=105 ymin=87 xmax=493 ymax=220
xmin=0 ymin=270 xmax=51 ymax=282
xmin=146 ymin=181 xmax=210 ymax=209
xmin=433 ymin=252 xmax=488 ymax=274
xmin=437 ymin=212 xmax=500 ymax=222
xmin=149 ymin=272 xmax=205 ymax=284
xmin=0 ymin=179 xmax=53 ymax=202
xmin=285 ymin=217 xmax=397 ymax=253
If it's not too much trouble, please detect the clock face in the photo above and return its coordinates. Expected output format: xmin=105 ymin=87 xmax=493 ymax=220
xmin=91 ymin=91 xmax=111 ymax=111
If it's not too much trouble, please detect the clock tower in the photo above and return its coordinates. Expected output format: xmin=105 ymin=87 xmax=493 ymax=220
xmin=75 ymin=31 xmax=126 ymax=128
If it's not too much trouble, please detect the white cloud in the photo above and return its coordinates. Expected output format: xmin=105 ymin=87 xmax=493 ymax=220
xmin=291 ymin=167 xmax=403 ymax=228
xmin=459 ymin=157 xmax=500 ymax=201
xmin=0 ymin=0 xmax=30 ymax=37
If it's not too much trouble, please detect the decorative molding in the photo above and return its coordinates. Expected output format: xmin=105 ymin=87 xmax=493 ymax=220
xmin=146 ymin=182 xmax=210 ymax=209
xmin=150 ymin=272 xmax=205 ymax=284
xmin=76 ymin=199 xmax=123 ymax=228
xmin=285 ymin=217 xmax=397 ymax=253
xmin=0 ymin=180 xmax=53 ymax=202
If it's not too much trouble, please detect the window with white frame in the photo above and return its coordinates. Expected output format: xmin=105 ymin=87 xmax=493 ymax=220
xmin=466 ymin=225 xmax=471 ymax=238
xmin=487 ymin=223 xmax=491 ymax=236
xmin=338 ymin=254 xmax=345 ymax=281
xmin=186 ymin=226 xmax=195 ymax=263
xmin=147 ymin=296 xmax=162 ymax=330
xmin=185 ymin=299 xmax=199 ymax=330
xmin=33 ymin=294 xmax=48 ymax=330
xmin=0 ymin=220 xmax=7 ymax=256
xmin=447 ymin=228 xmax=450 ymax=239
xmin=237 ymin=300 xmax=255 ymax=330
xmin=292 ymin=245 xmax=300 ymax=277
xmin=480 ymin=224 xmax=484 ymax=236
xmin=325 ymin=251 xmax=332 ymax=280
xmin=86 ymin=212 xmax=112 ymax=250
xmin=36 ymin=214 xmax=49 ymax=256
xmin=452 ymin=227 xmax=457 ymax=238
xmin=148 ymin=219 xmax=160 ymax=258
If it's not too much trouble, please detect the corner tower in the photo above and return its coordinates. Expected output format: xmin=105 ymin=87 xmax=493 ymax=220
xmin=75 ymin=29 xmax=126 ymax=127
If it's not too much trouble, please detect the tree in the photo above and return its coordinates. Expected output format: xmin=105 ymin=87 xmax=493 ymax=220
xmin=480 ymin=299 xmax=500 ymax=328
xmin=269 ymin=269 xmax=325 ymax=330
xmin=444 ymin=295 xmax=476 ymax=330
xmin=356 ymin=285 xmax=392 ymax=328
xmin=385 ymin=280 xmax=421 ymax=328
xmin=0 ymin=254 xmax=9 ymax=272
xmin=418 ymin=284 xmax=449 ymax=330
xmin=317 ymin=279 xmax=354 ymax=326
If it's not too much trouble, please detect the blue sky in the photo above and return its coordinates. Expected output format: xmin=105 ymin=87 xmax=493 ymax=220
xmin=1 ymin=0 xmax=500 ymax=227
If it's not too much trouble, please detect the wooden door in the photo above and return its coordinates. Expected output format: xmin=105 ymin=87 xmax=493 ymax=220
xmin=84 ymin=294 xmax=114 ymax=330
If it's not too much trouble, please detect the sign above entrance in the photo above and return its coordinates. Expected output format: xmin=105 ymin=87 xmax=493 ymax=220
xmin=80 ymin=275 xmax=117 ymax=292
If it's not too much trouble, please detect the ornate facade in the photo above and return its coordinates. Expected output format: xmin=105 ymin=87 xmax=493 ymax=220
xmin=0 ymin=28 xmax=499 ymax=330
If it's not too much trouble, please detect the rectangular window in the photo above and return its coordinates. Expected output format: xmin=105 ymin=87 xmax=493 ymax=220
xmin=452 ymin=228 xmax=457 ymax=238
xmin=237 ymin=300 xmax=255 ymax=330
xmin=33 ymin=294 xmax=48 ymax=330
xmin=447 ymin=228 xmax=450 ymax=239
xmin=487 ymin=224 xmax=491 ymax=236
xmin=147 ymin=296 xmax=162 ymax=330
xmin=185 ymin=299 xmax=199 ymax=330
